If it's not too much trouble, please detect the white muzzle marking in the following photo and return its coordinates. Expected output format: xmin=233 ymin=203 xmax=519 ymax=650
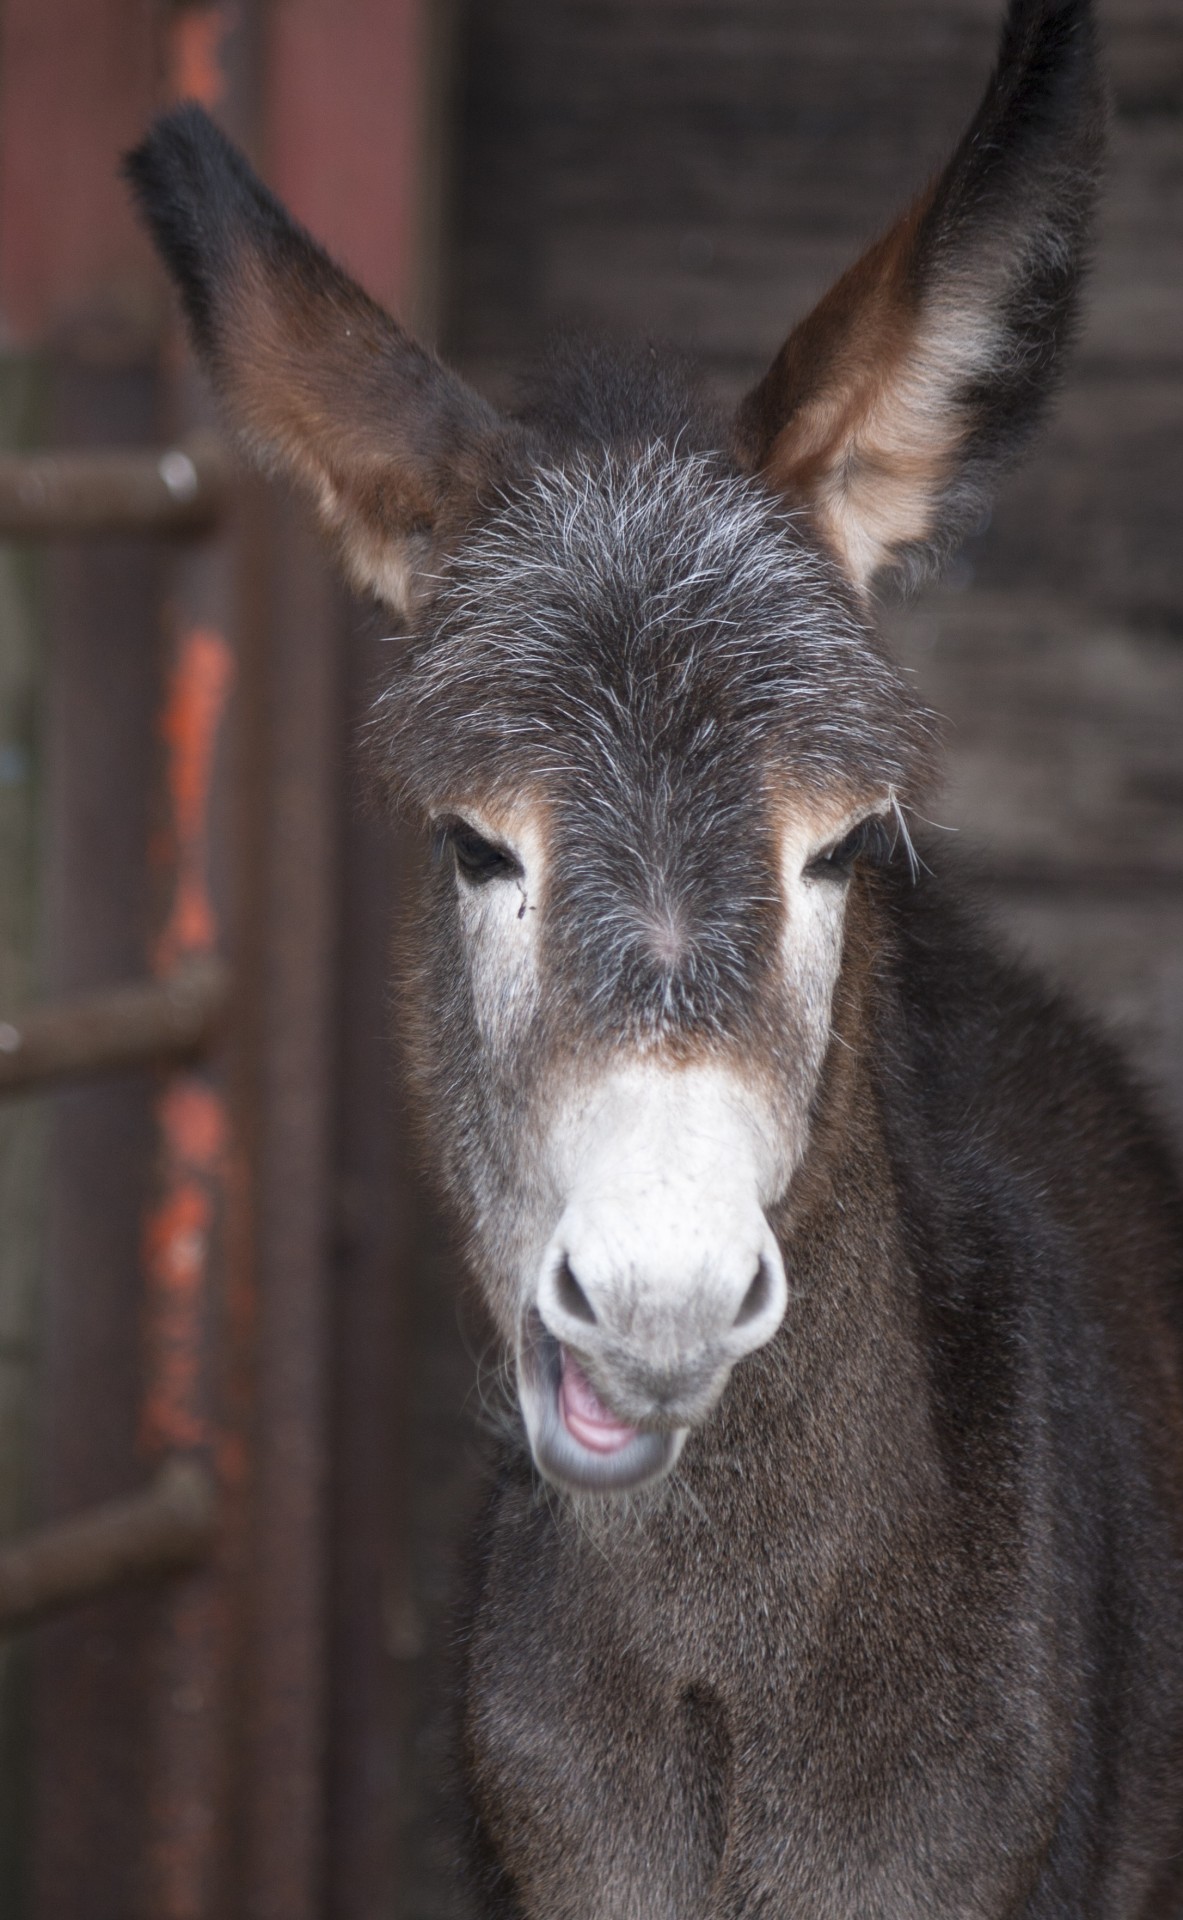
xmin=520 ymin=1062 xmax=791 ymax=1494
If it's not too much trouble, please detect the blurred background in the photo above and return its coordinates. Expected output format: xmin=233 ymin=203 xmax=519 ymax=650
xmin=0 ymin=0 xmax=1178 ymax=1914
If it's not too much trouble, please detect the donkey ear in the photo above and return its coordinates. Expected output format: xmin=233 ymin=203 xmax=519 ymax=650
xmin=732 ymin=0 xmax=1104 ymax=593
xmin=125 ymin=106 xmax=512 ymax=616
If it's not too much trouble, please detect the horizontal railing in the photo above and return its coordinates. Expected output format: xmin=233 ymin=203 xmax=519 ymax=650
xmin=0 ymin=955 xmax=229 ymax=1096
xmin=0 ymin=433 xmax=230 ymax=539
xmin=0 ymin=1457 xmax=217 ymax=1632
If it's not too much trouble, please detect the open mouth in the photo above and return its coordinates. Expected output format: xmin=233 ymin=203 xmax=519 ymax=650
xmin=517 ymin=1317 xmax=686 ymax=1495
xmin=559 ymin=1347 xmax=639 ymax=1454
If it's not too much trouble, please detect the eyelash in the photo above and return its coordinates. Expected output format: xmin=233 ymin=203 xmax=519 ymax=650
xmin=437 ymin=814 xmax=890 ymax=888
xmin=439 ymin=818 xmax=523 ymax=886
xmin=804 ymin=815 xmax=893 ymax=881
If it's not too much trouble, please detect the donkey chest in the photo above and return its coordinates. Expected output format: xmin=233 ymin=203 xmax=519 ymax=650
xmin=463 ymin=1480 xmax=1062 ymax=1920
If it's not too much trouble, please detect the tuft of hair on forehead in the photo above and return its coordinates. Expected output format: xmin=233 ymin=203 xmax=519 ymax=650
xmin=371 ymin=437 xmax=935 ymax=817
xmin=508 ymin=332 xmax=724 ymax=461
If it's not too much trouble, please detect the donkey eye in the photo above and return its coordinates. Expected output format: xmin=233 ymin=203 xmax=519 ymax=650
xmin=805 ymin=815 xmax=892 ymax=882
xmin=443 ymin=819 xmax=522 ymax=886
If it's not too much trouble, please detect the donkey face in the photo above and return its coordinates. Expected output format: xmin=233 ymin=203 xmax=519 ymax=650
xmin=381 ymin=444 xmax=929 ymax=1489
xmin=127 ymin=0 xmax=1102 ymax=1493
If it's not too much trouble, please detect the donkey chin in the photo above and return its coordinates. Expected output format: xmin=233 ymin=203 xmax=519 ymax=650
xmin=512 ymin=1066 xmax=793 ymax=1496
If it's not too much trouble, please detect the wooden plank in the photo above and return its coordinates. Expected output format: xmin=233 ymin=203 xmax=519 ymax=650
xmin=449 ymin=0 xmax=1182 ymax=397
xmin=29 ymin=353 xmax=164 ymax=1920
xmin=887 ymin=585 xmax=1183 ymax=1130
xmin=886 ymin=589 xmax=1183 ymax=880
xmin=252 ymin=7 xmax=446 ymax=1917
xmin=0 ymin=343 xmax=48 ymax=1920
xmin=0 ymin=0 xmax=160 ymax=350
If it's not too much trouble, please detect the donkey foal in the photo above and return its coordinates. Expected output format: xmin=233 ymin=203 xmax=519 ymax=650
xmin=128 ymin=0 xmax=1183 ymax=1912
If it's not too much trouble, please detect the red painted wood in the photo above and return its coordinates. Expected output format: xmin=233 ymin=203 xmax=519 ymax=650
xmin=265 ymin=0 xmax=425 ymax=317
xmin=0 ymin=0 xmax=160 ymax=345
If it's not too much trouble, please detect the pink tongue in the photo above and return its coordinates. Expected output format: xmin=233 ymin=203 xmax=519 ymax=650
xmin=559 ymin=1350 xmax=640 ymax=1455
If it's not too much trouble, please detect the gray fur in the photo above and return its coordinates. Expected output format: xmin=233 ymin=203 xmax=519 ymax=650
xmin=376 ymin=443 xmax=932 ymax=1036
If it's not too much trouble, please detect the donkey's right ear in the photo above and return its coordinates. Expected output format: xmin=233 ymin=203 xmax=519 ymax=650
xmin=126 ymin=106 xmax=513 ymax=617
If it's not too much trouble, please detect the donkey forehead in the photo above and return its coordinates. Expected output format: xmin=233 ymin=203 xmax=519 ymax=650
xmin=384 ymin=447 xmax=928 ymax=806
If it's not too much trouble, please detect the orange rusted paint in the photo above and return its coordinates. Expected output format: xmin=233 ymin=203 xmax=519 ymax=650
xmin=141 ymin=1081 xmax=230 ymax=1456
xmin=168 ymin=4 xmax=232 ymax=111
xmin=142 ymin=1077 xmax=228 ymax=1455
xmin=144 ymin=622 xmax=235 ymax=1458
xmin=159 ymin=1079 xmax=228 ymax=1170
xmin=141 ymin=1190 xmax=211 ymax=1452
xmin=155 ymin=626 xmax=235 ymax=975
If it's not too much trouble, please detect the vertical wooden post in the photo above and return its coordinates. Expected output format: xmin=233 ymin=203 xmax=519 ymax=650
xmin=0 ymin=333 xmax=49 ymax=1920
xmin=254 ymin=6 xmax=444 ymax=1915
xmin=138 ymin=14 xmax=263 ymax=1917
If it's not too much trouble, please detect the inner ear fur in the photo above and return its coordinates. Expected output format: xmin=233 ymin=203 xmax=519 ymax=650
xmin=733 ymin=0 xmax=1104 ymax=593
xmin=126 ymin=105 xmax=521 ymax=616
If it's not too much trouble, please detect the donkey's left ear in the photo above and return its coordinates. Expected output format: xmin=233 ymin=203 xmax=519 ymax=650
xmin=126 ymin=106 xmax=521 ymax=617
xmin=733 ymin=0 xmax=1104 ymax=593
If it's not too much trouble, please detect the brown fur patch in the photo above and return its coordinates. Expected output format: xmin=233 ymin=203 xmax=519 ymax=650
xmin=733 ymin=191 xmax=983 ymax=589
xmin=220 ymin=245 xmax=524 ymax=614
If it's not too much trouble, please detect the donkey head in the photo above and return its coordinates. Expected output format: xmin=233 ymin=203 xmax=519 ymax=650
xmin=128 ymin=0 xmax=1101 ymax=1494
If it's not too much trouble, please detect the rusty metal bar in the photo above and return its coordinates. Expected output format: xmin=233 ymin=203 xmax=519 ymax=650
xmin=0 ymin=432 xmax=230 ymax=539
xmin=0 ymin=955 xmax=229 ymax=1095
xmin=0 ymin=1455 xmax=217 ymax=1633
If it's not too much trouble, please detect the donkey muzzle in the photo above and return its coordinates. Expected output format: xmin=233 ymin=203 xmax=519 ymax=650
xmin=517 ymin=1062 xmax=794 ymax=1492
xmin=520 ymin=1216 xmax=788 ymax=1494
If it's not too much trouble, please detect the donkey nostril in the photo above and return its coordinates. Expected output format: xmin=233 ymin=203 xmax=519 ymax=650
xmin=554 ymin=1256 xmax=598 ymax=1326
xmin=733 ymin=1257 xmax=774 ymax=1330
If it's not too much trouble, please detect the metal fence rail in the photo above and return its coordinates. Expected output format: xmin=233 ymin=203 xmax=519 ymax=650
xmin=0 ymin=955 xmax=229 ymax=1093
xmin=0 ymin=433 xmax=230 ymax=538
xmin=0 ymin=1456 xmax=217 ymax=1632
